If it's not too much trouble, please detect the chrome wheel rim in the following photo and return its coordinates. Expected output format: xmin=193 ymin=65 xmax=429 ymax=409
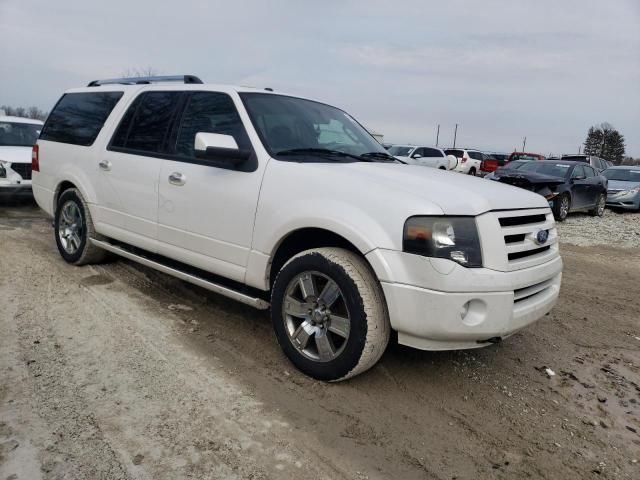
xmin=597 ymin=195 xmax=605 ymax=215
xmin=282 ymin=271 xmax=351 ymax=362
xmin=58 ymin=200 xmax=84 ymax=254
xmin=560 ymin=197 xmax=569 ymax=218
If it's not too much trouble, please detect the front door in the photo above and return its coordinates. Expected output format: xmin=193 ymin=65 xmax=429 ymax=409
xmin=569 ymin=165 xmax=590 ymax=209
xmin=157 ymin=91 xmax=265 ymax=283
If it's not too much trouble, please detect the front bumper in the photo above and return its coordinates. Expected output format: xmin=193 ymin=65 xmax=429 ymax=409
xmin=0 ymin=180 xmax=33 ymax=197
xmin=606 ymin=192 xmax=640 ymax=210
xmin=366 ymin=249 xmax=563 ymax=350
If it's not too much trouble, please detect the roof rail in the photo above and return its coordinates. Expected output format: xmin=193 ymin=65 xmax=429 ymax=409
xmin=87 ymin=75 xmax=203 ymax=87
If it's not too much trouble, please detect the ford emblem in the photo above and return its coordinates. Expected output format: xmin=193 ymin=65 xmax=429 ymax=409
xmin=535 ymin=229 xmax=549 ymax=245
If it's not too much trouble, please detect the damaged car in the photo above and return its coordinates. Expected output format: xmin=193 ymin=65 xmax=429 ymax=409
xmin=489 ymin=160 xmax=607 ymax=221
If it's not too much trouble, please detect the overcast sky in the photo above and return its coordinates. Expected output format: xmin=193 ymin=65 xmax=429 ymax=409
xmin=1 ymin=0 xmax=639 ymax=156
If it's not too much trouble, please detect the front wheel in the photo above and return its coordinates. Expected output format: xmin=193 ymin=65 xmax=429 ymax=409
xmin=271 ymin=248 xmax=390 ymax=381
xmin=552 ymin=194 xmax=571 ymax=221
xmin=589 ymin=193 xmax=606 ymax=217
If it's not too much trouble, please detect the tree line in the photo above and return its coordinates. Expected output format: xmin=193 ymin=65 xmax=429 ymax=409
xmin=1 ymin=105 xmax=48 ymax=121
xmin=582 ymin=122 xmax=635 ymax=164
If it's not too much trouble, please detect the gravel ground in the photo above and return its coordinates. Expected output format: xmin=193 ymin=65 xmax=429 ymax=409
xmin=1 ymin=202 xmax=639 ymax=480
xmin=557 ymin=209 xmax=640 ymax=248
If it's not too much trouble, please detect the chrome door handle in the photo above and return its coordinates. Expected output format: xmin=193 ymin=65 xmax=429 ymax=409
xmin=98 ymin=160 xmax=112 ymax=171
xmin=168 ymin=172 xmax=186 ymax=186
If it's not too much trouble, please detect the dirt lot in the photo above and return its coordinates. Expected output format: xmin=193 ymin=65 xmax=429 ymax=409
xmin=1 ymin=201 xmax=639 ymax=480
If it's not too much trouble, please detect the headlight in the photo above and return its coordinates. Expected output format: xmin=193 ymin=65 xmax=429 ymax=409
xmin=619 ymin=187 xmax=640 ymax=196
xmin=403 ymin=216 xmax=483 ymax=267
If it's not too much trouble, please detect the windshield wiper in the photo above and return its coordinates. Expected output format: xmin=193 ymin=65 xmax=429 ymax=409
xmin=359 ymin=151 xmax=401 ymax=163
xmin=275 ymin=148 xmax=371 ymax=162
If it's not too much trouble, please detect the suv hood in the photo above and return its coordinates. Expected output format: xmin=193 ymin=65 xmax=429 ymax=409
xmin=303 ymin=162 xmax=549 ymax=215
xmin=0 ymin=146 xmax=32 ymax=164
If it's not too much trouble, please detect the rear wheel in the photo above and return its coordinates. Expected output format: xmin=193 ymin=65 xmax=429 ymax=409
xmin=468 ymin=167 xmax=476 ymax=176
xmin=55 ymin=188 xmax=107 ymax=265
xmin=589 ymin=193 xmax=606 ymax=217
xmin=552 ymin=193 xmax=571 ymax=221
xmin=271 ymin=248 xmax=390 ymax=381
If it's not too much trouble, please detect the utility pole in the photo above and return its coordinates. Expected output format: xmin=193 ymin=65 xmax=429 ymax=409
xmin=435 ymin=124 xmax=440 ymax=147
xmin=522 ymin=136 xmax=527 ymax=151
xmin=453 ymin=124 xmax=458 ymax=148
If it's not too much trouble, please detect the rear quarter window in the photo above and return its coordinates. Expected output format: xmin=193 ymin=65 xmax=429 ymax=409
xmin=40 ymin=92 xmax=123 ymax=146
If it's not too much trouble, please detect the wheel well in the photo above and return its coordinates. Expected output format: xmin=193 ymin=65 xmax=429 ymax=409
xmin=269 ymin=228 xmax=362 ymax=288
xmin=54 ymin=181 xmax=77 ymax=212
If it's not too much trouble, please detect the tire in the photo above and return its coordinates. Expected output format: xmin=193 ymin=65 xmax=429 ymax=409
xmin=54 ymin=188 xmax=107 ymax=265
xmin=588 ymin=193 xmax=606 ymax=217
xmin=552 ymin=193 xmax=571 ymax=221
xmin=468 ymin=167 xmax=476 ymax=176
xmin=438 ymin=166 xmax=446 ymax=170
xmin=271 ymin=247 xmax=390 ymax=381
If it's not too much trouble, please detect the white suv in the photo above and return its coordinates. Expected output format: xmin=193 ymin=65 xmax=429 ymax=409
xmin=0 ymin=115 xmax=43 ymax=197
xmin=32 ymin=75 xmax=563 ymax=381
xmin=444 ymin=148 xmax=484 ymax=176
xmin=387 ymin=145 xmax=456 ymax=170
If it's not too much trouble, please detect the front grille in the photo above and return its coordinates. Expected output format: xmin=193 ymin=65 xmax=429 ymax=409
xmin=508 ymin=246 xmax=550 ymax=261
xmin=493 ymin=210 xmax=557 ymax=269
xmin=499 ymin=214 xmax=546 ymax=227
xmin=10 ymin=163 xmax=32 ymax=180
xmin=504 ymin=233 xmax=526 ymax=244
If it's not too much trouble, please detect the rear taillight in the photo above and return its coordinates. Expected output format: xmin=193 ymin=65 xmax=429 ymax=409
xmin=481 ymin=159 xmax=498 ymax=172
xmin=32 ymin=144 xmax=39 ymax=172
xmin=461 ymin=157 xmax=467 ymax=163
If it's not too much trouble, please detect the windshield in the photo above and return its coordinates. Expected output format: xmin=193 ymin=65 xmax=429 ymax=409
xmin=518 ymin=162 xmax=572 ymax=178
xmin=387 ymin=146 xmax=413 ymax=157
xmin=240 ymin=93 xmax=389 ymax=161
xmin=0 ymin=121 xmax=42 ymax=147
xmin=603 ymin=169 xmax=640 ymax=182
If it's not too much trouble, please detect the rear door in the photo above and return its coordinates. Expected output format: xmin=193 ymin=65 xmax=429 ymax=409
xmin=96 ymin=90 xmax=182 ymax=251
xmin=583 ymin=165 xmax=603 ymax=206
xmin=157 ymin=91 xmax=263 ymax=282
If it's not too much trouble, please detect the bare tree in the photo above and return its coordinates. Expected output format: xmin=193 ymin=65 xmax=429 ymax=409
xmin=120 ymin=67 xmax=160 ymax=78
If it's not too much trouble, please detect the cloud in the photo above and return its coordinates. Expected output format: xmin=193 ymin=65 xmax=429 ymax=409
xmin=1 ymin=0 xmax=638 ymax=155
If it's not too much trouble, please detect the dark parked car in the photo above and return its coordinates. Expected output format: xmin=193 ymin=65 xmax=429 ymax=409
xmin=489 ymin=160 xmax=607 ymax=221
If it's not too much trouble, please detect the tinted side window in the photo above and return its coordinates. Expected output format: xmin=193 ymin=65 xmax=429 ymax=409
xmin=174 ymin=92 xmax=250 ymax=157
xmin=468 ymin=151 xmax=483 ymax=160
xmin=40 ymin=92 xmax=123 ymax=146
xmin=585 ymin=166 xmax=597 ymax=177
xmin=444 ymin=149 xmax=464 ymax=158
xmin=111 ymin=92 xmax=181 ymax=153
xmin=571 ymin=165 xmax=586 ymax=178
xmin=412 ymin=148 xmax=425 ymax=157
xmin=423 ymin=148 xmax=443 ymax=157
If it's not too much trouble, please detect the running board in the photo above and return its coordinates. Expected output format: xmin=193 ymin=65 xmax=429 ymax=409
xmin=90 ymin=239 xmax=270 ymax=310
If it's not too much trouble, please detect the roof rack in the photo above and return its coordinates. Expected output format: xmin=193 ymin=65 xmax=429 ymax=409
xmin=87 ymin=75 xmax=203 ymax=87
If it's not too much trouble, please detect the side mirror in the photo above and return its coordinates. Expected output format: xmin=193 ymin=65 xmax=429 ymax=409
xmin=194 ymin=132 xmax=251 ymax=165
xmin=412 ymin=153 xmax=422 ymax=159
